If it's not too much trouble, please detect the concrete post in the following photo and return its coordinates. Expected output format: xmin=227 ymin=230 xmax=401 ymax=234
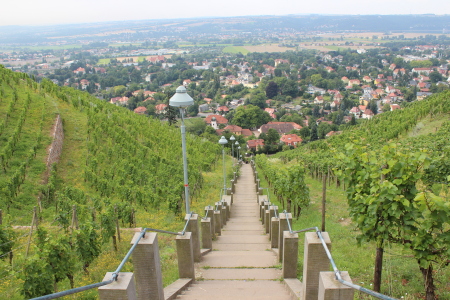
xmin=176 ymin=232 xmax=195 ymax=279
xmin=201 ymin=218 xmax=212 ymax=250
xmin=303 ymin=232 xmax=331 ymax=300
xmin=282 ymin=231 xmax=299 ymax=278
xmin=130 ymin=232 xmax=164 ymax=300
xmin=185 ymin=214 xmax=201 ymax=262
xmin=256 ymin=179 xmax=260 ymax=192
xmin=205 ymin=206 xmax=215 ymax=239
xmin=278 ymin=213 xmax=292 ymax=262
xmin=271 ymin=217 xmax=279 ymax=249
xmin=254 ymin=172 xmax=258 ymax=183
xmin=231 ymin=192 xmax=233 ymax=205
xmin=258 ymin=188 xmax=263 ymax=195
xmin=318 ymin=272 xmax=354 ymax=300
xmin=98 ymin=272 xmax=137 ymax=300
xmin=214 ymin=210 xmax=222 ymax=236
xmin=268 ymin=206 xmax=278 ymax=238
xmin=264 ymin=209 xmax=271 ymax=234
xmin=221 ymin=203 xmax=227 ymax=225
xmin=224 ymin=201 xmax=230 ymax=220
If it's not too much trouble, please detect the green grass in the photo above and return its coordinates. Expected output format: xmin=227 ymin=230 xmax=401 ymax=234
xmin=222 ymin=46 xmax=250 ymax=55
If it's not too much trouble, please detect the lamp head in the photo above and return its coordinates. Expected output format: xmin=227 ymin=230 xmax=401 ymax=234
xmin=219 ymin=136 xmax=228 ymax=145
xmin=169 ymin=86 xmax=194 ymax=108
xmin=235 ymin=141 xmax=239 ymax=145
xmin=230 ymin=135 xmax=235 ymax=141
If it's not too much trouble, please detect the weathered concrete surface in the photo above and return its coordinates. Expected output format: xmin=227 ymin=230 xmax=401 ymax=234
xmin=177 ymin=164 xmax=292 ymax=300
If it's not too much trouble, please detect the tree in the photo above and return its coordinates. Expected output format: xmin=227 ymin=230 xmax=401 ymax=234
xmin=265 ymin=81 xmax=278 ymax=98
xmin=266 ymin=128 xmax=280 ymax=145
xmin=231 ymin=105 xmax=271 ymax=129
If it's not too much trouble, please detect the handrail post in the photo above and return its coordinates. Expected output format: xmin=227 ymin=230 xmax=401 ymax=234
xmin=176 ymin=232 xmax=195 ymax=279
xmin=318 ymin=271 xmax=354 ymax=300
xmin=185 ymin=214 xmax=201 ymax=262
xmin=98 ymin=273 xmax=137 ymax=300
xmin=270 ymin=216 xmax=280 ymax=249
xmin=205 ymin=206 xmax=215 ymax=239
xmin=130 ymin=232 xmax=164 ymax=300
xmin=282 ymin=231 xmax=299 ymax=279
xmin=278 ymin=212 xmax=292 ymax=263
xmin=201 ymin=217 xmax=212 ymax=250
xmin=268 ymin=206 xmax=278 ymax=238
xmin=214 ymin=210 xmax=222 ymax=236
xmin=303 ymin=231 xmax=331 ymax=300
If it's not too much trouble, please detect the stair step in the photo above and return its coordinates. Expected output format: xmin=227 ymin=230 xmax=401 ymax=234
xmin=176 ymin=280 xmax=291 ymax=300
xmin=198 ymin=268 xmax=282 ymax=280
xmin=198 ymin=251 xmax=277 ymax=268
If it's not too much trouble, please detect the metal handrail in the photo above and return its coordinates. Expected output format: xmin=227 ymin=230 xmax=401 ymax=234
xmin=283 ymin=223 xmax=397 ymax=300
xmin=30 ymin=213 xmax=195 ymax=300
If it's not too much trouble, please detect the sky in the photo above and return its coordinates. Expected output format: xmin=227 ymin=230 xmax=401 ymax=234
xmin=1 ymin=0 xmax=450 ymax=26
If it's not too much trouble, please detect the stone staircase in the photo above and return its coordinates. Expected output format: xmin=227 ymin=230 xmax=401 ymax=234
xmin=176 ymin=164 xmax=293 ymax=300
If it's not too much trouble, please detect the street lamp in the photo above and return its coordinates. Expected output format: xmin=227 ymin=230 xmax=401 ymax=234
xmin=169 ymin=86 xmax=194 ymax=214
xmin=219 ymin=136 xmax=228 ymax=194
xmin=230 ymin=135 xmax=235 ymax=165
xmin=238 ymin=146 xmax=241 ymax=162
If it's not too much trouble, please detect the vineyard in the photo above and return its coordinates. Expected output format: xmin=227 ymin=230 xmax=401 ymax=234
xmin=255 ymin=91 xmax=450 ymax=300
xmin=0 ymin=65 xmax=224 ymax=299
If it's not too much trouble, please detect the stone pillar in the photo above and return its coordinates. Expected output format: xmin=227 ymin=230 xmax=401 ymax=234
xmin=225 ymin=201 xmax=230 ymax=220
xmin=201 ymin=218 xmax=212 ymax=250
xmin=270 ymin=217 xmax=280 ymax=249
xmin=254 ymin=172 xmax=258 ymax=183
xmin=282 ymin=231 xmax=299 ymax=278
xmin=256 ymin=179 xmax=260 ymax=192
xmin=221 ymin=203 xmax=227 ymax=225
xmin=98 ymin=272 xmax=137 ymax=300
xmin=303 ymin=232 xmax=331 ymax=300
xmin=278 ymin=213 xmax=292 ymax=262
xmin=318 ymin=272 xmax=354 ymax=300
xmin=176 ymin=232 xmax=195 ymax=279
xmin=205 ymin=206 xmax=215 ymax=239
xmin=130 ymin=232 xmax=164 ymax=300
xmin=230 ymin=180 xmax=235 ymax=193
xmin=185 ymin=214 xmax=201 ymax=262
xmin=268 ymin=206 xmax=278 ymax=238
xmin=214 ymin=210 xmax=222 ymax=236
xmin=264 ymin=209 xmax=270 ymax=234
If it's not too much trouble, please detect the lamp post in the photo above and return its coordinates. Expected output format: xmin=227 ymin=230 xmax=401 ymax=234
xmin=234 ymin=141 xmax=239 ymax=162
xmin=238 ymin=146 xmax=241 ymax=162
xmin=219 ymin=136 xmax=228 ymax=194
xmin=169 ymin=86 xmax=194 ymax=214
xmin=230 ymin=135 xmax=235 ymax=165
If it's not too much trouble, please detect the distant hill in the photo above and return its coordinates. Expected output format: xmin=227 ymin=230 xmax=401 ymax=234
xmin=0 ymin=14 xmax=449 ymax=44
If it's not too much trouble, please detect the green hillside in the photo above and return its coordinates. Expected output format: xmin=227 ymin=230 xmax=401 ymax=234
xmin=0 ymin=65 xmax=224 ymax=298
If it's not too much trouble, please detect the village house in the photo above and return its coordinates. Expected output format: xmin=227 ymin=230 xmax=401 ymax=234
xmin=134 ymin=106 xmax=147 ymax=114
xmin=280 ymin=134 xmax=302 ymax=147
xmin=155 ymin=103 xmax=167 ymax=114
xmin=247 ymin=139 xmax=265 ymax=151
xmin=205 ymin=115 xmax=228 ymax=130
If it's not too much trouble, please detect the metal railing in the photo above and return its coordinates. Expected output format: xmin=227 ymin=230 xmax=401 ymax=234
xmin=30 ymin=213 xmax=195 ymax=300
xmin=283 ymin=214 xmax=397 ymax=300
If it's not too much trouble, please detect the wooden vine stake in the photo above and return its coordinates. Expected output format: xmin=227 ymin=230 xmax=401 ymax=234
xmin=114 ymin=205 xmax=121 ymax=242
xmin=321 ymin=174 xmax=327 ymax=232
xmin=71 ymin=205 xmax=79 ymax=233
xmin=25 ymin=207 xmax=38 ymax=257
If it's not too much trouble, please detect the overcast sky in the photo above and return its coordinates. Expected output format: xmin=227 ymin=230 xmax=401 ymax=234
xmin=1 ymin=0 xmax=449 ymax=26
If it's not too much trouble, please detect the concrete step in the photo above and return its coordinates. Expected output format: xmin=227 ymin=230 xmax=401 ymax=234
xmin=198 ymin=251 xmax=277 ymax=268
xmin=213 ymin=243 xmax=270 ymax=251
xmin=221 ymin=230 xmax=264 ymax=235
xmin=176 ymin=280 xmax=292 ymax=300
xmin=198 ymin=268 xmax=282 ymax=280
xmin=223 ymin=224 xmax=264 ymax=231
xmin=215 ymin=235 xmax=269 ymax=244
